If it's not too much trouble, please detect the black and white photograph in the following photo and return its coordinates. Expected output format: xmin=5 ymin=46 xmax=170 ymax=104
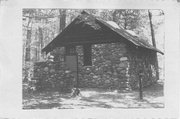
xmin=0 ymin=0 xmax=180 ymax=119
xmin=22 ymin=9 xmax=165 ymax=109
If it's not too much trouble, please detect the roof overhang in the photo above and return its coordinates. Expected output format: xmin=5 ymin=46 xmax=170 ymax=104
xmin=42 ymin=11 xmax=164 ymax=55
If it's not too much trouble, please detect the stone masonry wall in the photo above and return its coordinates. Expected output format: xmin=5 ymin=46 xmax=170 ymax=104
xmin=78 ymin=43 xmax=131 ymax=90
xmin=33 ymin=61 xmax=76 ymax=92
xmin=31 ymin=43 xmax=157 ymax=92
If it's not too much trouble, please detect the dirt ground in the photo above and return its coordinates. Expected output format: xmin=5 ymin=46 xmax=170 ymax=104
xmin=23 ymin=83 xmax=164 ymax=109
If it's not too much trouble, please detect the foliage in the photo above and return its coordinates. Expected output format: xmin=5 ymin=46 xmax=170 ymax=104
xmin=22 ymin=62 xmax=36 ymax=97
xmin=22 ymin=9 xmax=164 ymax=62
xmin=22 ymin=9 xmax=164 ymax=92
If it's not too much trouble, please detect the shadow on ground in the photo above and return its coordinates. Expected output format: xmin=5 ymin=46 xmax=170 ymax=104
xmin=23 ymin=83 xmax=164 ymax=109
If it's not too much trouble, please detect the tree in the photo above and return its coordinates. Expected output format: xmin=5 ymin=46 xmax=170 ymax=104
xmin=51 ymin=9 xmax=67 ymax=61
xmin=111 ymin=10 xmax=141 ymax=30
xmin=148 ymin=10 xmax=159 ymax=80
xmin=23 ymin=9 xmax=35 ymax=62
xmin=59 ymin=9 xmax=66 ymax=32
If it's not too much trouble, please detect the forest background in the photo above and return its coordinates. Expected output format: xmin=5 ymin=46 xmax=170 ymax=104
xmin=22 ymin=9 xmax=165 ymax=84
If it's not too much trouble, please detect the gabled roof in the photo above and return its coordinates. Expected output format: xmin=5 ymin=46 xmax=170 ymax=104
xmin=95 ymin=17 xmax=163 ymax=54
xmin=42 ymin=11 xmax=163 ymax=55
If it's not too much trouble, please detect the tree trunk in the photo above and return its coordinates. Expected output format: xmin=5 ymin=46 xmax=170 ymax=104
xmin=59 ymin=10 xmax=66 ymax=32
xmin=112 ymin=10 xmax=117 ymax=22
xmin=25 ymin=11 xmax=33 ymax=62
xmin=148 ymin=10 xmax=159 ymax=80
xmin=25 ymin=29 xmax=32 ymax=61
xmin=59 ymin=9 xmax=67 ymax=58
xmin=38 ymin=27 xmax=44 ymax=60
xmin=124 ymin=11 xmax=128 ymax=29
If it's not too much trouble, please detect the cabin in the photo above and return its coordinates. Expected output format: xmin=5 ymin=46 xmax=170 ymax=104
xmin=38 ymin=11 xmax=163 ymax=91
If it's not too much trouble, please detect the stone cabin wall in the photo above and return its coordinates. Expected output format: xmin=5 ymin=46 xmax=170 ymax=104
xmin=78 ymin=43 xmax=131 ymax=90
xmin=32 ymin=61 xmax=76 ymax=92
xmin=31 ymin=42 xmax=158 ymax=92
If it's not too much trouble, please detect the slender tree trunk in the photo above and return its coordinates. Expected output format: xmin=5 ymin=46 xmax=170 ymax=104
xmin=59 ymin=10 xmax=66 ymax=32
xmin=53 ymin=9 xmax=67 ymax=61
xmin=38 ymin=27 xmax=43 ymax=60
xmin=23 ymin=39 xmax=26 ymax=65
xmin=35 ymin=31 xmax=39 ymax=61
xmin=124 ymin=21 xmax=127 ymax=29
xmin=112 ymin=10 xmax=117 ymax=22
xmin=25 ymin=12 xmax=33 ymax=62
xmin=124 ymin=11 xmax=127 ymax=29
xmin=148 ymin=11 xmax=157 ymax=47
xmin=148 ymin=10 xmax=159 ymax=80
xmin=25 ymin=29 xmax=32 ymax=61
